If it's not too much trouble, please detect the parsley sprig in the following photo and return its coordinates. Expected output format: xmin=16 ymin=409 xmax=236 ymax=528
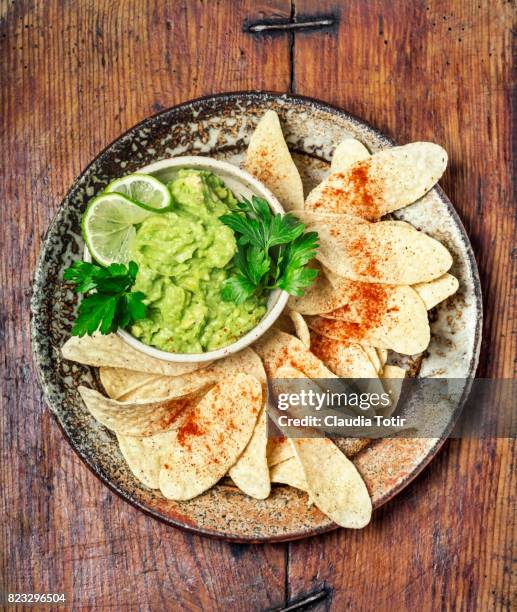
xmin=63 ymin=260 xmax=147 ymax=337
xmin=220 ymin=196 xmax=319 ymax=304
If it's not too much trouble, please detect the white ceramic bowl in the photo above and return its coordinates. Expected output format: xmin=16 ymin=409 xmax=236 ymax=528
xmin=84 ymin=156 xmax=289 ymax=362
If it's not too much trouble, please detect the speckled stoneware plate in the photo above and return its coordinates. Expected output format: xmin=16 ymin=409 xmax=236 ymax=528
xmin=30 ymin=92 xmax=482 ymax=542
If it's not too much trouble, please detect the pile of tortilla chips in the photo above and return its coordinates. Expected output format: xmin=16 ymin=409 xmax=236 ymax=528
xmin=62 ymin=110 xmax=458 ymax=530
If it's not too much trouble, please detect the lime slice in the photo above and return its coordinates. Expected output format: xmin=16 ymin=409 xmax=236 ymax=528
xmin=82 ymin=193 xmax=151 ymax=266
xmin=105 ymin=173 xmax=173 ymax=212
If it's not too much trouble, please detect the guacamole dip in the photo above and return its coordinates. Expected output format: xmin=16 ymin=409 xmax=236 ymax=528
xmin=129 ymin=169 xmax=267 ymax=353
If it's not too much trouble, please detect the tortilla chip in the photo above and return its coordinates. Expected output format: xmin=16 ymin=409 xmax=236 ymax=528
xmin=363 ymin=346 xmax=382 ymax=374
xmin=62 ymin=334 xmax=206 ymax=376
xmin=413 ymin=273 xmax=459 ymax=310
xmin=288 ymin=262 xmax=350 ymax=315
xmin=229 ymin=404 xmax=270 ymax=499
xmin=300 ymin=209 xmax=369 ymax=228
xmin=310 ymin=334 xmax=379 ymax=379
xmin=254 ymin=329 xmax=337 ymax=379
xmin=305 ymin=142 xmax=447 ymax=220
xmin=288 ymin=309 xmax=311 ymax=347
xmin=298 ymin=211 xmax=452 ymax=284
xmin=274 ymin=361 xmax=380 ymax=427
xmin=267 ymin=437 xmax=294 ymax=467
xmin=330 ymin=138 xmax=371 ymax=173
xmin=270 ymin=457 xmax=308 ymax=492
xmin=159 ymin=373 xmax=262 ymax=500
xmin=382 ymin=363 xmax=406 ymax=381
xmin=78 ymin=385 xmax=198 ymax=436
xmin=308 ymin=285 xmax=429 ymax=355
xmin=292 ymin=272 xmax=429 ymax=354
xmin=290 ymin=265 xmax=417 ymax=326
xmin=337 ymin=438 xmax=372 ymax=458
xmin=103 ymin=350 xmax=269 ymax=498
xmin=99 ymin=347 xmax=265 ymax=402
xmin=308 ymin=316 xmax=428 ymax=356
xmin=289 ymin=437 xmax=372 ymax=528
xmin=309 ymin=335 xmax=386 ymax=415
xmin=116 ymin=430 xmax=175 ymax=489
xmin=380 ymin=365 xmax=406 ymax=417
xmin=376 ymin=348 xmax=388 ymax=371
xmin=100 ymin=368 xmax=162 ymax=400
xmin=245 ymin=110 xmax=304 ymax=211
xmin=273 ymin=312 xmax=296 ymax=335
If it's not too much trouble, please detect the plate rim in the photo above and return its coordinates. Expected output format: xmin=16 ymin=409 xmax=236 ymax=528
xmin=30 ymin=90 xmax=483 ymax=543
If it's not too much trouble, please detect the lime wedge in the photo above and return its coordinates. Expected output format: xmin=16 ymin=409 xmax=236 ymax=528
xmin=105 ymin=173 xmax=173 ymax=212
xmin=82 ymin=193 xmax=151 ymax=266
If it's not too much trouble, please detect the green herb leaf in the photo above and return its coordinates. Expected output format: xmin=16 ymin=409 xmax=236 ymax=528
xmin=219 ymin=213 xmax=263 ymax=248
xmin=248 ymin=195 xmax=273 ymax=223
xmin=283 ymin=231 xmax=320 ymax=268
xmin=267 ymin=213 xmax=305 ymax=247
xmin=94 ymin=273 xmax=133 ymax=294
xmin=128 ymin=260 xmax=139 ymax=280
xmin=245 ymin=244 xmax=271 ymax=286
xmin=63 ymin=261 xmax=106 ymax=293
xmin=63 ymin=260 xmax=147 ymax=337
xmin=277 ymin=266 xmax=319 ymax=296
xmin=219 ymin=196 xmax=319 ymax=303
xmin=71 ymin=293 xmax=118 ymax=336
xmin=125 ymin=291 xmax=147 ymax=321
xmin=248 ymin=196 xmax=273 ymax=242
xmin=221 ymin=274 xmax=257 ymax=304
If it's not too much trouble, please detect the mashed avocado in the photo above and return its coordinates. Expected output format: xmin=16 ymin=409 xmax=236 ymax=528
xmin=129 ymin=169 xmax=267 ymax=353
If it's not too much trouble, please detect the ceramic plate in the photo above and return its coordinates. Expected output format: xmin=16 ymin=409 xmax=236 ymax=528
xmin=30 ymin=93 xmax=482 ymax=542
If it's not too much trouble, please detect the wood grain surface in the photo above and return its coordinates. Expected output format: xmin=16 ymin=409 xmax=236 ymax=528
xmin=1 ymin=1 xmax=515 ymax=610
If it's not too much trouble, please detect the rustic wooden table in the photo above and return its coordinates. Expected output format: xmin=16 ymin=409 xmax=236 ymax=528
xmin=1 ymin=1 xmax=515 ymax=610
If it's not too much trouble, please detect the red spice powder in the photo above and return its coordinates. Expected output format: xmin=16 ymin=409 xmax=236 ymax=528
xmin=316 ymin=171 xmax=347 ymax=211
xmin=273 ymin=347 xmax=290 ymax=372
xmin=348 ymin=235 xmax=382 ymax=279
xmin=289 ymin=358 xmax=300 ymax=371
xmin=318 ymin=162 xmax=382 ymax=220
xmin=177 ymin=411 xmax=204 ymax=448
xmin=311 ymin=334 xmax=358 ymax=376
xmin=311 ymin=334 xmax=346 ymax=367
xmin=250 ymin=146 xmax=274 ymax=183
xmin=347 ymin=163 xmax=381 ymax=220
xmin=317 ymin=319 xmax=363 ymax=342
xmin=316 ymin=282 xmax=389 ymax=342
xmin=332 ymin=303 xmax=351 ymax=315
xmin=159 ymin=396 xmax=197 ymax=430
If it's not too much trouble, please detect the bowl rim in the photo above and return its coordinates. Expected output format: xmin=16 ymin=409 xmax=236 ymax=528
xmin=87 ymin=155 xmax=290 ymax=363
